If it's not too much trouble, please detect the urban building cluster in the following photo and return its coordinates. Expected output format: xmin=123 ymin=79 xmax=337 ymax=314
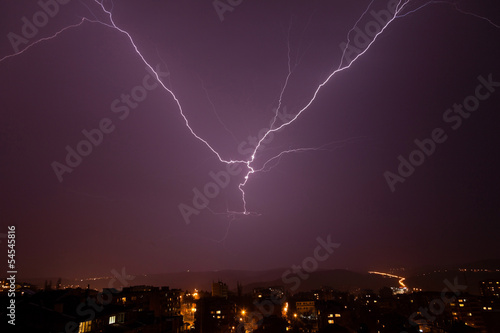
xmin=1 ymin=278 xmax=499 ymax=332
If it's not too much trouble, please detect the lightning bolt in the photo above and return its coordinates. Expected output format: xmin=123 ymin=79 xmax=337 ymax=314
xmin=2 ymin=1 xmax=498 ymax=219
xmin=235 ymin=0 xmax=413 ymax=214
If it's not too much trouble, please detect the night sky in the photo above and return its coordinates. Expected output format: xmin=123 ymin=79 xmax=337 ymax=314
xmin=1 ymin=0 xmax=499 ymax=279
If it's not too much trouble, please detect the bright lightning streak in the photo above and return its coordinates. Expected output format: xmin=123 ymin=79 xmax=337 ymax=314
xmin=2 ymin=1 xmax=498 ymax=218
xmin=248 ymin=1 xmax=412 ymax=164
xmin=92 ymin=0 xmax=248 ymax=166
xmin=236 ymin=0 xmax=499 ymax=214
xmin=233 ymin=0 xmax=414 ymax=213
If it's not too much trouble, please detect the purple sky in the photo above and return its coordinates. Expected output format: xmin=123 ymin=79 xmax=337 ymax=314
xmin=1 ymin=0 xmax=499 ymax=279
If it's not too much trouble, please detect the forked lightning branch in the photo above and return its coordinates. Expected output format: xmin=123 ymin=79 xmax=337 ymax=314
xmin=2 ymin=0 xmax=498 ymax=223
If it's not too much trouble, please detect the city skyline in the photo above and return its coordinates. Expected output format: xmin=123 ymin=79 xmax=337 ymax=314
xmin=1 ymin=0 xmax=499 ymax=280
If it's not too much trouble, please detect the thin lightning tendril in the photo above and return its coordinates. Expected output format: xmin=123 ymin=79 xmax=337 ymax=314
xmin=1 ymin=0 xmax=498 ymax=217
xmin=0 ymin=17 xmax=107 ymax=63
xmin=339 ymin=0 xmax=377 ymax=69
xmin=197 ymin=74 xmax=239 ymax=144
xmin=254 ymin=137 xmax=366 ymax=174
xmin=270 ymin=18 xmax=295 ymax=131
xmin=397 ymin=0 xmax=500 ymax=28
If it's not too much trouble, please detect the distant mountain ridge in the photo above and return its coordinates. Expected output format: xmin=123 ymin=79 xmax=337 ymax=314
xmin=21 ymin=269 xmax=401 ymax=293
xmin=19 ymin=259 xmax=500 ymax=295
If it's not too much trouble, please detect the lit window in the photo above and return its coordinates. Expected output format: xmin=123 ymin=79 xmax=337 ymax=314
xmin=79 ymin=321 xmax=92 ymax=333
xmin=459 ymin=304 xmax=464 ymax=307
xmin=216 ymin=310 xmax=221 ymax=314
xmin=335 ymin=314 xmax=341 ymax=317
xmin=109 ymin=316 xmax=116 ymax=324
xmin=328 ymin=320 xmax=334 ymax=324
